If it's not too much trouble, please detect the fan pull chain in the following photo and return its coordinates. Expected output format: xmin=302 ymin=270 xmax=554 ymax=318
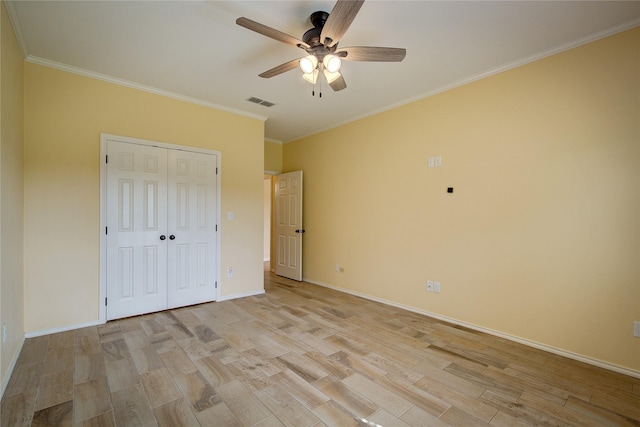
xmin=310 ymin=69 xmax=322 ymax=98
xmin=312 ymin=73 xmax=316 ymax=97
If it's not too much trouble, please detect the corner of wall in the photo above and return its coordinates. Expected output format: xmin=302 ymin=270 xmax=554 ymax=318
xmin=0 ymin=0 xmax=26 ymax=397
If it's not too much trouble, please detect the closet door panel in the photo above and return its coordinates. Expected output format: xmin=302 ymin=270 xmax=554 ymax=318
xmin=106 ymin=141 xmax=168 ymax=320
xmin=167 ymin=150 xmax=218 ymax=308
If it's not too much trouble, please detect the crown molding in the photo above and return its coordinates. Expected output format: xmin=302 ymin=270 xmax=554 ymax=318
xmin=284 ymin=19 xmax=640 ymax=143
xmin=4 ymin=0 xmax=28 ymax=59
xmin=25 ymin=55 xmax=268 ymax=123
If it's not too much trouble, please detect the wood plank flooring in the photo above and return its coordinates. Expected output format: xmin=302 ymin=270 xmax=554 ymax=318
xmin=2 ymin=267 xmax=640 ymax=426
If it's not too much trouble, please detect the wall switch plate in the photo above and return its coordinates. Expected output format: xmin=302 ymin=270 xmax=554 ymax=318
xmin=435 ymin=156 xmax=442 ymax=167
xmin=434 ymin=282 xmax=441 ymax=293
xmin=227 ymin=267 xmax=233 ymax=278
xmin=426 ymin=280 xmax=434 ymax=292
xmin=634 ymin=321 xmax=640 ymax=338
xmin=427 ymin=157 xmax=435 ymax=168
xmin=2 ymin=324 xmax=6 ymax=343
xmin=227 ymin=211 xmax=234 ymax=220
xmin=335 ymin=264 xmax=340 ymax=272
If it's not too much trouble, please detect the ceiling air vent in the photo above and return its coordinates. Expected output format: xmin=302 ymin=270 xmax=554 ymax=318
xmin=246 ymin=97 xmax=275 ymax=108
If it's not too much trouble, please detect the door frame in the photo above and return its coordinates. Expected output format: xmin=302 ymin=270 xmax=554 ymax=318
xmin=99 ymin=133 xmax=222 ymax=323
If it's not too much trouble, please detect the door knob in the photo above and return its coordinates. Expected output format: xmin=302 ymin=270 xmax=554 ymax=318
xmin=160 ymin=235 xmax=166 ymax=240
xmin=295 ymin=229 xmax=306 ymax=234
xmin=169 ymin=235 xmax=176 ymax=240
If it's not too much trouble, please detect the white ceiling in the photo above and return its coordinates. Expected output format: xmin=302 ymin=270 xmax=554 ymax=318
xmin=7 ymin=1 xmax=640 ymax=142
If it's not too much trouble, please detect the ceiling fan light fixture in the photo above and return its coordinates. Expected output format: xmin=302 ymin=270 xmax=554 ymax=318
xmin=299 ymin=55 xmax=318 ymax=74
xmin=323 ymin=54 xmax=341 ymax=73
xmin=236 ymin=1 xmax=405 ymax=95
xmin=323 ymin=69 xmax=341 ymax=84
xmin=303 ymin=69 xmax=319 ymax=84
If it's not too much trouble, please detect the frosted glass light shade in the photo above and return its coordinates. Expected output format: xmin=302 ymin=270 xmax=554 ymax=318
xmin=299 ymin=56 xmax=318 ymax=74
xmin=323 ymin=55 xmax=341 ymax=73
xmin=303 ymin=69 xmax=319 ymax=83
xmin=323 ymin=69 xmax=341 ymax=84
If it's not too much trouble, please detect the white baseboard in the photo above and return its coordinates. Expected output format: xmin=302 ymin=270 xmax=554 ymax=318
xmin=24 ymin=320 xmax=103 ymax=339
xmin=2 ymin=320 xmax=105 ymax=399
xmin=303 ymin=277 xmax=640 ymax=380
xmin=20 ymin=289 xmax=267 ymax=340
xmin=22 ymin=289 xmax=267 ymax=337
xmin=217 ymin=289 xmax=265 ymax=302
xmin=12 ymin=279 xmax=638 ymax=381
xmin=1 ymin=334 xmax=26 ymax=400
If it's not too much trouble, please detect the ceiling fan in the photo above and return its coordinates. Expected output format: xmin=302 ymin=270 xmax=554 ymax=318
xmin=236 ymin=0 xmax=406 ymax=94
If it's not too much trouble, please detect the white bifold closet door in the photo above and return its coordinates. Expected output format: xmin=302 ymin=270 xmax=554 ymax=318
xmin=106 ymin=140 xmax=217 ymax=320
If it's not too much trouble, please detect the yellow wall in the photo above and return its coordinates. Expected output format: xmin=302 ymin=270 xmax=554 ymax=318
xmin=0 ymin=0 xmax=25 ymax=390
xmin=264 ymin=140 xmax=283 ymax=173
xmin=284 ymin=28 xmax=640 ymax=372
xmin=24 ymin=63 xmax=265 ymax=333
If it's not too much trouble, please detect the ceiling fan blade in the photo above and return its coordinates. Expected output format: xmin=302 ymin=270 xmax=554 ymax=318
xmin=329 ymin=74 xmax=347 ymax=91
xmin=337 ymin=46 xmax=406 ymax=62
xmin=237 ymin=17 xmax=309 ymax=49
xmin=320 ymin=0 xmax=365 ymax=47
xmin=259 ymin=58 xmax=301 ymax=78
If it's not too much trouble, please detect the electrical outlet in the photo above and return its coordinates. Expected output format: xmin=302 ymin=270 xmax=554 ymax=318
xmin=634 ymin=321 xmax=640 ymax=338
xmin=426 ymin=280 xmax=434 ymax=292
xmin=434 ymin=282 xmax=441 ymax=293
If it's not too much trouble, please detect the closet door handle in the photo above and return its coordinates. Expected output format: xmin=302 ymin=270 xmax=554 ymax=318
xmin=160 ymin=235 xmax=166 ymax=241
xmin=169 ymin=235 xmax=176 ymax=240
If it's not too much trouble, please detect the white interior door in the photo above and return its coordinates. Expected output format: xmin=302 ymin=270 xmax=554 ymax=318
xmin=275 ymin=171 xmax=303 ymax=281
xmin=106 ymin=141 xmax=168 ymax=320
xmin=167 ymin=149 xmax=218 ymax=308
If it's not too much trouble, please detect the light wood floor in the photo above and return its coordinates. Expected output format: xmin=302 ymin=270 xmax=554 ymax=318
xmin=2 ymin=268 xmax=640 ymax=426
